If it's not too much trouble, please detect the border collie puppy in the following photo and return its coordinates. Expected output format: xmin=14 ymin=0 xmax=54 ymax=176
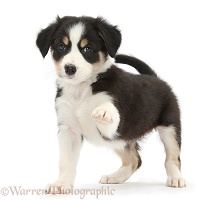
xmin=36 ymin=16 xmax=186 ymax=193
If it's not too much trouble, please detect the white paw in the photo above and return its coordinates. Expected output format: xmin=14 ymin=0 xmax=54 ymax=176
xmin=92 ymin=108 xmax=113 ymax=124
xmin=99 ymin=175 xmax=124 ymax=184
xmin=46 ymin=182 xmax=72 ymax=194
xmin=166 ymin=177 xmax=186 ymax=188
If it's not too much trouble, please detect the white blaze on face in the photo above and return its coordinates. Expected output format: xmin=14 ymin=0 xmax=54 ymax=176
xmin=60 ymin=23 xmax=93 ymax=84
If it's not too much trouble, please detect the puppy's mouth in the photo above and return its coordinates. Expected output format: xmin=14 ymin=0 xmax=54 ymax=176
xmin=66 ymin=74 xmax=75 ymax=79
xmin=59 ymin=74 xmax=76 ymax=80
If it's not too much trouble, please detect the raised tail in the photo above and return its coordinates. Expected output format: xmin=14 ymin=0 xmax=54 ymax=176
xmin=115 ymin=54 xmax=157 ymax=77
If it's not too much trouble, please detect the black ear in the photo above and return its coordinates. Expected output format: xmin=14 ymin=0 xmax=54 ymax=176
xmin=36 ymin=17 xmax=59 ymax=58
xmin=95 ymin=17 xmax=122 ymax=58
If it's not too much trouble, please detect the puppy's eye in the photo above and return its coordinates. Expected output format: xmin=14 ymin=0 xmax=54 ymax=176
xmin=57 ymin=43 xmax=66 ymax=52
xmin=82 ymin=45 xmax=93 ymax=53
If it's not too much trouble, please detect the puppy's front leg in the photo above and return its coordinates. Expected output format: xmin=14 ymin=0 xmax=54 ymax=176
xmin=92 ymin=102 xmax=120 ymax=140
xmin=46 ymin=128 xmax=82 ymax=194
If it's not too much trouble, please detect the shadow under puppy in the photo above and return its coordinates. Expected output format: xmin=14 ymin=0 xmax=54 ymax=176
xmin=36 ymin=16 xmax=186 ymax=194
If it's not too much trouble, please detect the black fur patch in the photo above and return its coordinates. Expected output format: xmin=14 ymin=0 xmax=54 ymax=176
xmin=115 ymin=54 xmax=157 ymax=76
xmin=56 ymin=87 xmax=63 ymax=99
xmin=92 ymin=66 xmax=181 ymax=143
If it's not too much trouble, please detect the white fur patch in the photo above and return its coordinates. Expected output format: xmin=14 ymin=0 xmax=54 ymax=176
xmin=59 ymin=23 xmax=94 ymax=84
xmin=56 ymin=73 xmax=126 ymax=150
xmin=69 ymin=23 xmax=85 ymax=44
xmin=158 ymin=126 xmax=179 ymax=156
xmin=158 ymin=126 xmax=186 ymax=187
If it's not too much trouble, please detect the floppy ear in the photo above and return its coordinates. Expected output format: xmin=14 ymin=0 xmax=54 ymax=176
xmin=36 ymin=17 xmax=59 ymax=58
xmin=95 ymin=17 xmax=122 ymax=58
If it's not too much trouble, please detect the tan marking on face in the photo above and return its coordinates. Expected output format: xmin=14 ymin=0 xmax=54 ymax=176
xmin=63 ymin=36 xmax=69 ymax=45
xmin=54 ymin=60 xmax=62 ymax=74
xmin=80 ymin=38 xmax=88 ymax=48
xmin=51 ymin=51 xmax=63 ymax=75
xmin=92 ymin=51 xmax=106 ymax=69
xmin=115 ymin=144 xmax=140 ymax=172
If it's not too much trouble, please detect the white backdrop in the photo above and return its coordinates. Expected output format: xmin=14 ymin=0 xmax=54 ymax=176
xmin=0 ymin=0 xmax=201 ymax=199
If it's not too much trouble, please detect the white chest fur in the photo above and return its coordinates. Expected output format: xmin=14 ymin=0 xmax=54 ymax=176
xmin=56 ymin=78 xmax=126 ymax=150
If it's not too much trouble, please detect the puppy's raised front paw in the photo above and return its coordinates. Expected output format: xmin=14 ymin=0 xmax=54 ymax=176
xmin=91 ymin=108 xmax=113 ymax=124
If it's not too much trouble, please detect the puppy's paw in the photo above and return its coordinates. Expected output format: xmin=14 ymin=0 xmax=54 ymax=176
xmin=166 ymin=177 xmax=186 ymax=188
xmin=91 ymin=108 xmax=113 ymax=124
xmin=46 ymin=182 xmax=73 ymax=194
xmin=99 ymin=175 xmax=124 ymax=184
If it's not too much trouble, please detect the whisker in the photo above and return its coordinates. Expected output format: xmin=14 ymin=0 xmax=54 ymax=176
xmin=43 ymin=66 xmax=57 ymax=81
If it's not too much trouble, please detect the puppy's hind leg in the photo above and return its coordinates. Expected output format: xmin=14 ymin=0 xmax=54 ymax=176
xmin=158 ymin=125 xmax=186 ymax=187
xmin=100 ymin=143 xmax=142 ymax=184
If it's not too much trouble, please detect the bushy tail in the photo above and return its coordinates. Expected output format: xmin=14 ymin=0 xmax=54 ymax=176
xmin=115 ymin=54 xmax=157 ymax=77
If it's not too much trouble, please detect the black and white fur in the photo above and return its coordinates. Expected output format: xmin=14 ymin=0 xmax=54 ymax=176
xmin=36 ymin=16 xmax=186 ymax=193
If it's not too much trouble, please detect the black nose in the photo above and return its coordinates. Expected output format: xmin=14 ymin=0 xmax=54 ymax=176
xmin=64 ymin=64 xmax=77 ymax=75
